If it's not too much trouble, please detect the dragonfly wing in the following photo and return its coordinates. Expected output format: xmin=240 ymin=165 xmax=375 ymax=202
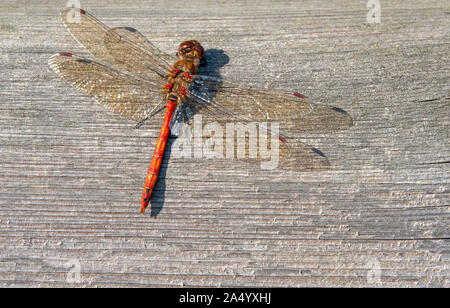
xmin=49 ymin=53 xmax=164 ymax=122
xmin=104 ymin=27 xmax=174 ymax=79
xmin=290 ymin=104 xmax=353 ymax=133
xmin=188 ymin=76 xmax=312 ymax=125
xmin=188 ymin=75 xmax=352 ymax=134
xmin=277 ymin=138 xmax=330 ymax=171
xmin=219 ymin=131 xmax=330 ymax=171
xmin=61 ymin=8 xmax=172 ymax=80
xmin=175 ymin=105 xmax=330 ymax=171
xmin=169 ymin=103 xmax=188 ymax=137
xmin=61 ymin=8 xmax=117 ymax=67
xmin=184 ymin=75 xmax=353 ymax=171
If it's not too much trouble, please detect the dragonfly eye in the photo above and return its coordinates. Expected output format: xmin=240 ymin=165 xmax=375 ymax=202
xmin=178 ymin=40 xmax=205 ymax=62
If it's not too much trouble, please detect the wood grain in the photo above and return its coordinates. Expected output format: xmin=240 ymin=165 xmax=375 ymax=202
xmin=0 ymin=0 xmax=449 ymax=287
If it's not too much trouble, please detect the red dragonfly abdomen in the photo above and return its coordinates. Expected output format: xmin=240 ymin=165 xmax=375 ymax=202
xmin=140 ymin=99 xmax=177 ymax=213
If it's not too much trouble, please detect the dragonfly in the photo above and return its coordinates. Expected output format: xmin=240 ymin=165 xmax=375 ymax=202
xmin=49 ymin=8 xmax=353 ymax=214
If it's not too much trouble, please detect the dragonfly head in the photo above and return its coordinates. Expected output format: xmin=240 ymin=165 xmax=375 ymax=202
xmin=177 ymin=40 xmax=206 ymax=67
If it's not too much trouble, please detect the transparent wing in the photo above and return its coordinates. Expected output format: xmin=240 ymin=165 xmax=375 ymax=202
xmin=276 ymin=138 xmax=330 ymax=171
xmin=217 ymin=131 xmax=331 ymax=171
xmin=49 ymin=53 xmax=165 ymax=122
xmin=172 ymin=114 xmax=330 ymax=171
xmin=183 ymin=75 xmax=353 ymax=171
xmin=188 ymin=75 xmax=312 ymax=137
xmin=61 ymin=8 xmax=173 ymax=80
xmin=104 ymin=27 xmax=175 ymax=79
xmin=188 ymin=75 xmax=353 ymax=135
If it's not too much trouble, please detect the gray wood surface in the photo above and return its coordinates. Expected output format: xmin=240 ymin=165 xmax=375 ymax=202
xmin=0 ymin=0 xmax=449 ymax=287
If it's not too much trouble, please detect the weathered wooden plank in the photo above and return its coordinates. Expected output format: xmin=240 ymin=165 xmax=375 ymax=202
xmin=0 ymin=0 xmax=449 ymax=287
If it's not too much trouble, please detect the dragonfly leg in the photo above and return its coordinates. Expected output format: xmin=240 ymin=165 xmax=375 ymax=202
xmin=134 ymin=104 xmax=166 ymax=129
xmin=135 ymin=117 xmax=148 ymax=129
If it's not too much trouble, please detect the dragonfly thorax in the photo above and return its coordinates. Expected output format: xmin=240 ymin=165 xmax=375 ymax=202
xmin=164 ymin=68 xmax=192 ymax=104
xmin=164 ymin=41 xmax=205 ymax=104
